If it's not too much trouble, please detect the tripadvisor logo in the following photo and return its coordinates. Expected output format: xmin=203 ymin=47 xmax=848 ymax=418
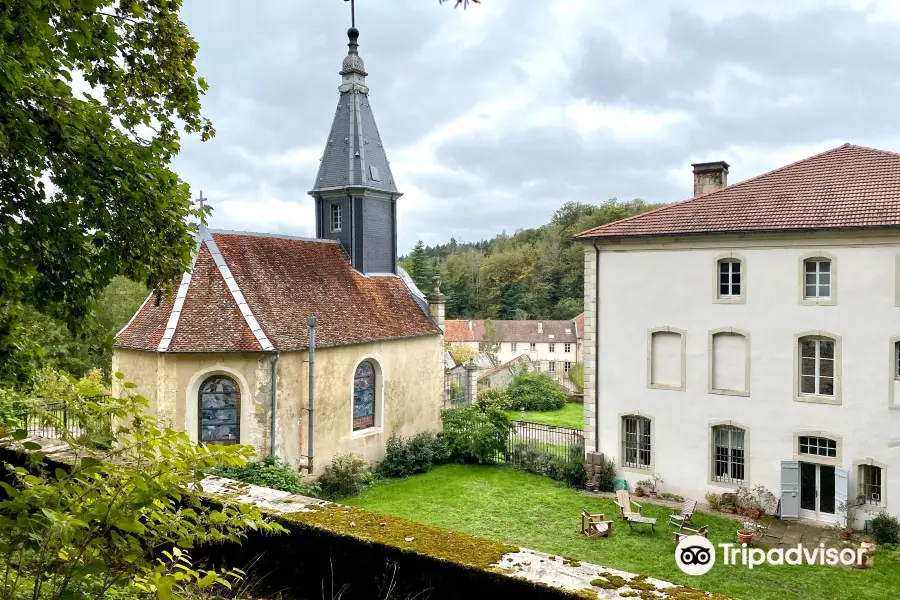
xmin=675 ymin=536 xmax=866 ymax=575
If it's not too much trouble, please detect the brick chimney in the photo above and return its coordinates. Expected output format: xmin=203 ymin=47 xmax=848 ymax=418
xmin=692 ymin=161 xmax=730 ymax=197
xmin=426 ymin=275 xmax=446 ymax=333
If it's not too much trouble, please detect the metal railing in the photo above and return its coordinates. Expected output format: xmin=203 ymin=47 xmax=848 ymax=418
xmin=507 ymin=420 xmax=585 ymax=467
xmin=18 ymin=399 xmax=110 ymax=440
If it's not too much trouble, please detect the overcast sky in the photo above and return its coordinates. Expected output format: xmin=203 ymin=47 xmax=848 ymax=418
xmin=173 ymin=0 xmax=900 ymax=254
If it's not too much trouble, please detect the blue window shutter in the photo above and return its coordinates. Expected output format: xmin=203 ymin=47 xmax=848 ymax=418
xmin=780 ymin=461 xmax=800 ymax=520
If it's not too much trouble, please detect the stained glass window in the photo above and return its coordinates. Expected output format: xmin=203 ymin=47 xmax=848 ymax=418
xmin=353 ymin=361 xmax=376 ymax=431
xmin=199 ymin=376 xmax=240 ymax=445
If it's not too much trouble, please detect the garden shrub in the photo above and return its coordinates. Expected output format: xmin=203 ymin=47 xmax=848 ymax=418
xmin=207 ymin=456 xmax=321 ymax=497
xmin=506 ymin=372 xmax=566 ymax=411
xmin=567 ymin=363 xmax=584 ymax=393
xmin=872 ymin=512 xmax=900 ymax=544
xmin=441 ymin=404 xmax=509 ymax=464
xmin=318 ymin=453 xmax=374 ymax=499
xmin=376 ymin=431 xmax=447 ymax=478
xmin=476 ymin=387 xmax=512 ymax=411
xmin=593 ymin=456 xmax=617 ymax=492
xmin=704 ymin=492 xmax=722 ymax=511
xmin=510 ymin=443 xmax=586 ymax=489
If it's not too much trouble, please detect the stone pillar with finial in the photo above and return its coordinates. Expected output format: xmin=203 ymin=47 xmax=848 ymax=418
xmin=464 ymin=358 xmax=479 ymax=405
xmin=427 ymin=275 xmax=447 ymax=333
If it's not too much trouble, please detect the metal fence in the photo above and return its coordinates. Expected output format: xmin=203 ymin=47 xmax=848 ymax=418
xmin=18 ymin=400 xmax=110 ymax=440
xmin=444 ymin=370 xmax=467 ymax=407
xmin=507 ymin=420 xmax=585 ymax=467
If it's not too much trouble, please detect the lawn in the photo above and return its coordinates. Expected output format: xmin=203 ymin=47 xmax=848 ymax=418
xmin=346 ymin=465 xmax=900 ymax=600
xmin=503 ymin=401 xmax=583 ymax=429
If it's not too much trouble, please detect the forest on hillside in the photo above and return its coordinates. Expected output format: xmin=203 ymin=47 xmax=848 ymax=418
xmin=400 ymin=199 xmax=665 ymax=321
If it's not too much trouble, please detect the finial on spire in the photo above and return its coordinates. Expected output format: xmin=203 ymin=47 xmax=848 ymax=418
xmin=344 ymin=0 xmax=355 ymax=28
xmin=196 ymin=190 xmax=207 ymax=210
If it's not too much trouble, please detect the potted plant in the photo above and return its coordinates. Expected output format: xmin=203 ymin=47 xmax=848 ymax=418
xmin=647 ymin=472 xmax=664 ymax=498
xmin=635 ymin=479 xmax=651 ymax=497
xmin=737 ymin=485 xmax=776 ymax=545
xmin=839 ymin=501 xmax=857 ymax=540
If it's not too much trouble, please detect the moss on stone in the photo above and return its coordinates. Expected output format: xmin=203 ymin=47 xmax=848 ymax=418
xmin=282 ymin=503 xmax=517 ymax=569
xmin=590 ymin=572 xmax=627 ymax=589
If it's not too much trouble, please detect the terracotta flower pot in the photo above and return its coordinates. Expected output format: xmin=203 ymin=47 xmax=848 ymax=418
xmin=635 ymin=488 xmax=645 ymax=497
xmin=648 ymin=491 xmax=658 ymax=498
xmin=736 ymin=507 xmax=745 ymax=516
xmin=737 ymin=529 xmax=755 ymax=545
xmin=841 ymin=529 xmax=852 ymax=540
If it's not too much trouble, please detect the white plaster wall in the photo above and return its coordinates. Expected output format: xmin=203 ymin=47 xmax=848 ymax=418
xmin=591 ymin=232 xmax=900 ymax=524
xmin=495 ymin=342 xmax=578 ymax=366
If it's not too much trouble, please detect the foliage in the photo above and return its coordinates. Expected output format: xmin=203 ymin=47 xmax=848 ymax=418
xmin=567 ymin=362 xmax=584 ymax=393
xmin=502 ymin=402 xmax=584 ymax=429
xmin=838 ymin=500 xmax=859 ymax=532
xmin=476 ymin=387 xmax=511 ymax=410
xmin=481 ymin=320 xmax=500 ymax=362
xmin=636 ymin=479 xmax=652 ymax=490
xmin=207 ymin=456 xmax=321 ymax=497
xmin=704 ymin=492 xmax=722 ymax=511
xmin=318 ymin=453 xmax=374 ymax=499
xmin=658 ymin=492 xmax=684 ymax=502
xmin=593 ymin=456 xmax=617 ymax=493
xmin=0 ymin=0 xmax=213 ymax=386
xmin=441 ymin=404 xmax=509 ymax=464
xmin=506 ymin=372 xmax=566 ymax=411
xmin=130 ymin=547 xmax=244 ymax=600
xmin=0 ymin=370 xmax=283 ymax=600
xmin=401 ymin=200 xmax=664 ymax=321
xmin=510 ymin=444 xmax=586 ymax=488
xmin=648 ymin=472 xmax=664 ymax=493
xmin=446 ymin=342 xmax=476 ymax=366
xmin=736 ymin=484 xmax=777 ymax=521
xmin=872 ymin=512 xmax=900 ymax=545
xmin=376 ymin=432 xmax=448 ymax=479
xmin=402 ymin=240 xmax=435 ymax=291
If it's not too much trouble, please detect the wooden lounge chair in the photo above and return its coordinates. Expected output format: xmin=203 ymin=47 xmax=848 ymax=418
xmin=668 ymin=499 xmax=697 ymax=528
xmin=614 ymin=489 xmax=643 ymax=520
xmin=581 ymin=510 xmax=613 ymax=537
xmin=673 ymin=525 xmax=709 ymax=545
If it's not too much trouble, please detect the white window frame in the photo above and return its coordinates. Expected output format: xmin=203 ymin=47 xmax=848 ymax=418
xmin=564 ymin=343 xmax=572 ymax=353
xmin=620 ymin=414 xmax=652 ymax=472
xmin=564 ymin=361 xmax=572 ymax=373
xmin=889 ymin=336 xmax=900 ymax=409
xmin=853 ymin=458 xmax=887 ymax=509
xmin=548 ymin=361 xmax=556 ymax=373
xmin=859 ymin=464 xmax=883 ymax=506
xmin=710 ymin=424 xmax=747 ymax=486
xmin=331 ymin=204 xmax=342 ymax=232
xmin=799 ymin=252 xmax=837 ymax=306
xmin=793 ymin=430 xmax=842 ymax=466
xmin=529 ymin=342 xmax=536 ymax=352
xmin=510 ymin=342 xmax=517 ymax=353
xmin=712 ymin=252 xmax=746 ymax=304
xmin=549 ymin=343 xmax=555 ymax=353
xmin=793 ymin=331 xmax=841 ymax=405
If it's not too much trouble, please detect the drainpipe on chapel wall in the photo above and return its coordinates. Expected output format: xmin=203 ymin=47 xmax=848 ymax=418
xmin=306 ymin=315 xmax=317 ymax=475
xmin=593 ymin=242 xmax=601 ymax=454
xmin=270 ymin=352 xmax=279 ymax=459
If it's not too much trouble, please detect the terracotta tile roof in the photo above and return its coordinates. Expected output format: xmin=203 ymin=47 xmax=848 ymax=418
xmin=576 ymin=144 xmax=900 ymax=240
xmin=116 ymin=229 xmax=440 ymax=353
xmin=573 ymin=312 xmax=584 ymax=340
xmin=444 ymin=319 xmax=578 ymax=344
xmin=444 ymin=320 xmax=475 ymax=342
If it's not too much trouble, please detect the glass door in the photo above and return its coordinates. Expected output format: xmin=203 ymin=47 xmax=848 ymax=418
xmin=799 ymin=462 xmax=837 ymax=523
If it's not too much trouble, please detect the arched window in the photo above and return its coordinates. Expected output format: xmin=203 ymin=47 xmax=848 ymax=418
xmin=353 ymin=361 xmax=377 ymax=431
xmin=712 ymin=425 xmax=746 ymax=484
xmin=621 ymin=415 xmax=651 ymax=470
xmin=199 ymin=375 xmax=240 ymax=445
xmin=799 ymin=336 xmax=835 ymax=396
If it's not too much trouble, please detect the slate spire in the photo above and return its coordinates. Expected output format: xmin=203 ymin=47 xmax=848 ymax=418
xmin=308 ymin=19 xmax=401 ymax=275
xmin=310 ymin=26 xmax=397 ymax=193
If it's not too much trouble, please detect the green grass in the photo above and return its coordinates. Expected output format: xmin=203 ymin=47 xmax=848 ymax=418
xmin=345 ymin=465 xmax=900 ymax=600
xmin=504 ymin=401 xmax=583 ymax=429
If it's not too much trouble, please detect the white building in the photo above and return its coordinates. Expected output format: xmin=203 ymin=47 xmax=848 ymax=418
xmin=445 ymin=318 xmax=581 ymax=374
xmin=579 ymin=144 xmax=900 ymax=526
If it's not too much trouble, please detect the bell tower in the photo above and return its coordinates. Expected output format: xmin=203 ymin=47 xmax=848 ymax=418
xmin=308 ymin=16 xmax=401 ymax=274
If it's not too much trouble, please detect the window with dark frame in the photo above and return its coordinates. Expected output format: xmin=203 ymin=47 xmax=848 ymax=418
xmin=804 ymin=259 xmax=831 ymax=299
xmin=564 ymin=361 xmax=572 ymax=373
xmin=331 ymin=204 xmax=342 ymax=232
xmin=799 ymin=337 xmax=835 ymax=396
xmin=712 ymin=425 xmax=745 ymax=484
xmin=895 ymin=341 xmax=900 ymax=378
xmin=859 ymin=464 xmax=882 ymax=505
xmin=564 ymin=343 xmax=572 ymax=353
xmin=798 ymin=435 xmax=837 ymax=458
xmin=548 ymin=361 xmax=556 ymax=373
xmin=622 ymin=415 xmax=651 ymax=470
xmin=198 ymin=376 xmax=240 ymax=445
xmin=530 ymin=342 xmax=536 ymax=352
xmin=549 ymin=343 xmax=555 ymax=353
xmin=718 ymin=259 xmax=742 ymax=297
xmin=353 ymin=361 xmax=376 ymax=431
xmin=510 ymin=342 xmax=517 ymax=352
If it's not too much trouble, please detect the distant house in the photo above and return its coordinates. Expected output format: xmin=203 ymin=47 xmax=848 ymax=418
xmin=445 ymin=318 xmax=582 ymax=374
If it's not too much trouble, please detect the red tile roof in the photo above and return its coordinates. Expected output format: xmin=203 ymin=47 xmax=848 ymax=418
xmin=576 ymin=144 xmax=900 ymax=240
xmin=116 ymin=230 xmax=440 ymax=353
xmin=573 ymin=312 xmax=584 ymax=339
xmin=444 ymin=319 xmax=578 ymax=344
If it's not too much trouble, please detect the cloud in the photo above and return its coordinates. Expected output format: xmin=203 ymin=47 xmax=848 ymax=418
xmin=170 ymin=0 xmax=900 ymax=252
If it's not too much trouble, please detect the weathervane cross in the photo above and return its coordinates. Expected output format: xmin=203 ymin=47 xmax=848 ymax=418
xmin=344 ymin=0 xmax=355 ymax=28
xmin=196 ymin=190 xmax=207 ymax=210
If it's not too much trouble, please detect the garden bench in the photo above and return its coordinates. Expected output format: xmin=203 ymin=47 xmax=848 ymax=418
xmin=668 ymin=498 xmax=697 ymax=528
xmin=614 ymin=489 xmax=643 ymax=520
xmin=626 ymin=514 xmax=656 ymax=534
xmin=580 ymin=510 xmax=613 ymax=538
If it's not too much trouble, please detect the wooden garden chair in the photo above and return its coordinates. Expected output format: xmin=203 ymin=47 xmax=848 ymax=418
xmin=614 ymin=489 xmax=643 ymax=520
xmin=581 ymin=510 xmax=613 ymax=538
xmin=668 ymin=499 xmax=698 ymax=528
xmin=673 ymin=525 xmax=709 ymax=545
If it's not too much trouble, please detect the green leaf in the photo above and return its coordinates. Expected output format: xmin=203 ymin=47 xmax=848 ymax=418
xmin=12 ymin=429 xmax=27 ymax=441
xmin=123 ymin=381 xmax=137 ymax=389
xmin=22 ymin=442 xmax=42 ymax=451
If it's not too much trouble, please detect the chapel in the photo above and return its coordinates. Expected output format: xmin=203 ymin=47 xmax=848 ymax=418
xmin=113 ymin=23 xmax=446 ymax=473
